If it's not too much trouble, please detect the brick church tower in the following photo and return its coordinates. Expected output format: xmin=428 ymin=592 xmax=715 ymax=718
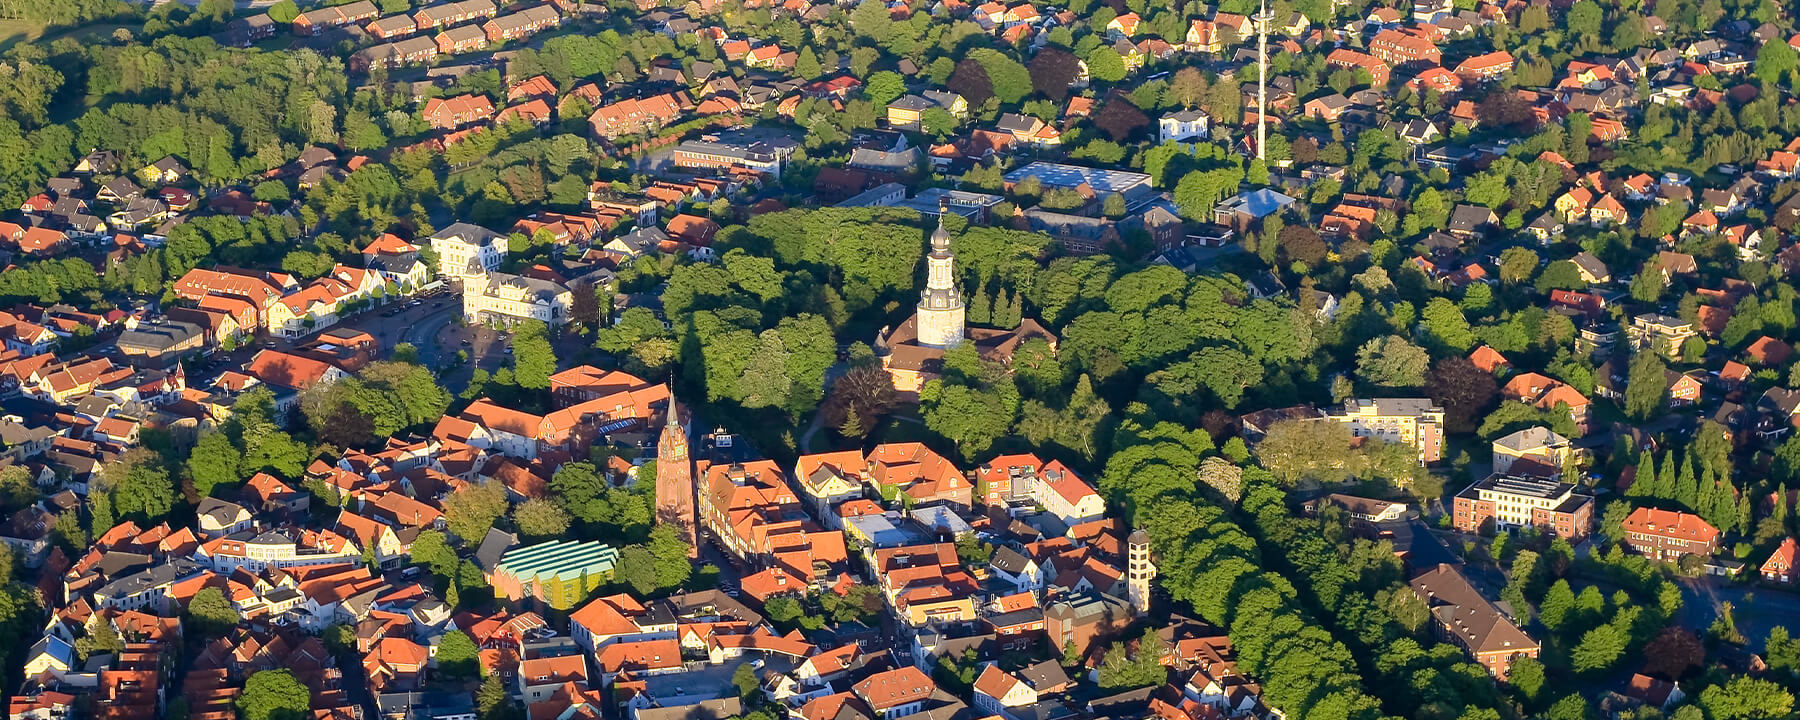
xmin=655 ymin=399 xmax=698 ymax=558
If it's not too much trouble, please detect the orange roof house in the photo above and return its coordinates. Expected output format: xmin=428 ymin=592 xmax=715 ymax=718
xmin=1455 ymin=50 xmax=1515 ymax=80
xmin=422 ymin=94 xmax=497 ymax=130
xmin=1621 ymin=507 xmax=1719 ymax=561
xmin=1469 ymin=346 xmax=1510 ymax=373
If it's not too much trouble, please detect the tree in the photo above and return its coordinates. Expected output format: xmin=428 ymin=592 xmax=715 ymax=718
xmin=1197 ymin=457 xmax=1243 ymax=504
xmin=1082 ymin=43 xmax=1127 ymax=84
xmin=865 ymin=71 xmax=905 ymax=108
xmin=1571 ymin=624 xmax=1627 ymax=675
xmin=110 ymin=450 xmax=175 ymax=524
xmin=969 ymin=49 xmax=1032 ymax=104
xmin=1565 ymin=0 xmax=1602 ymax=37
xmin=1356 ymin=335 xmax=1431 ymax=388
xmin=821 ymin=365 xmax=897 ymax=437
xmin=794 ymin=46 xmax=822 ymax=79
xmin=646 ymin=525 xmax=693 ymax=590
xmin=280 ymin=250 xmax=332 ymax=279
xmin=1545 ymin=694 xmax=1591 ymax=720
xmin=186 ymin=587 xmax=240 ymax=636
xmin=188 ymin=432 xmax=242 ymax=498
xmin=948 ymin=59 xmax=995 ymax=108
xmin=1498 ymin=247 xmax=1540 ymax=284
xmin=1631 ymin=259 xmax=1666 ymax=303
xmin=1769 ymin=627 xmax=1800 ymax=680
xmin=409 ymin=530 xmax=459 ymax=579
xmin=1277 ymin=225 xmax=1328 ymax=266
xmin=1757 ymin=37 xmax=1798 ymax=87
xmin=1165 ymin=67 xmax=1207 ymax=108
xmin=1028 ymin=48 xmax=1081 ymax=101
xmin=1256 ymin=419 xmax=1358 ymax=485
xmin=511 ymin=320 xmax=556 ymax=390
xmin=1097 ymin=629 xmax=1168 ymax=689
xmin=75 ymin=614 xmax=122 ymax=661
xmin=1644 ymin=627 xmax=1706 ymax=680
xmin=733 ymin=662 xmax=760 ymax=698
xmin=1535 ymin=260 xmax=1585 ymax=293
xmin=1700 ymin=677 xmax=1794 ymax=720
xmin=1419 ymin=298 xmax=1476 ymax=353
xmin=267 ymin=0 xmax=299 ymax=23
xmin=1427 ymin=356 xmax=1498 ymax=434
xmin=1539 ymin=579 xmax=1576 ymax=632
xmin=238 ymin=670 xmax=312 ymax=720
xmin=921 ymin=107 xmax=958 ymax=137
xmin=850 ymin=0 xmax=894 ymax=40
xmin=1509 ymin=656 xmax=1546 ymax=706
xmin=512 ymin=498 xmax=571 ymax=540
xmin=616 ymin=545 xmax=661 ymax=595
xmin=443 ymin=481 xmax=508 ymax=542
xmin=437 ymin=630 xmax=480 ymax=679
xmin=0 ymin=467 xmax=35 ymax=511
xmin=1625 ymin=351 xmax=1668 ymax=420
xmin=1091 ymin=98 xmax=1149 ymax=142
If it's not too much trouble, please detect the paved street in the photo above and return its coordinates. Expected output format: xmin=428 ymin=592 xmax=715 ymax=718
xmin=1676 ymin=577 xmax=1800 ymax=652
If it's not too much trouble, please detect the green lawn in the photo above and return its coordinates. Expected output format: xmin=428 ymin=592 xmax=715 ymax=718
xmin=0 ymin=19 xmax=47 ymax=50
xmin=0 ymin=19 xmax=133 ymax=52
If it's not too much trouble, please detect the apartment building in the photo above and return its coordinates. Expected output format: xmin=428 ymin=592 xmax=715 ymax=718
xmin=462 ymin=271 xmax=572 ymax=326
xmin=1622 ymin=508 xmax=1719 ymax=561
xmin=671 ymin=139 xmax=786 ymax=177
xmin=1410 ymin=564 xmax=1539 ymax=680
xmin=429 ymin=222 xmax=508 ymax=279
xmin=1452 ymin=473 xmax=1594 ymax=539
xmin=1330 ymin=398 xmax=1446 ymax=463
xmin=1490 ymin=427 xmax=1571 ymax=475
xmin=1629 ymin=313 xmax=1697 ymax=358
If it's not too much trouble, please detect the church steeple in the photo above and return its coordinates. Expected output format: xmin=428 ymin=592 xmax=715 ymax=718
xmin=915 ymin=209 xmax=965 ymax=349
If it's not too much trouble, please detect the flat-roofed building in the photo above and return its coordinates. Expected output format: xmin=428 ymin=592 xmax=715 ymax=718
xmin=1628 ymin=313 xmax=1697 ymax=358
xmin=1330 ymin=398 xmax=1446 ymax=463
xmin=1002 ymin=162 xmax=1155 ymax=202
xmin=671 ymin=139 xmax=785 ymax=177
xmin=1453 ymin=473 xmax=1594 ymax=539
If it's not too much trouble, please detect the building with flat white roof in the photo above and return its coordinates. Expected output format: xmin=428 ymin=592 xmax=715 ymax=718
xmin=1330 ymin=398 xmax=1446 ymax=463
xmin=1002 ymin=162 xmax=1155 ymax=199
xmin=1453 ymin=473 xmax=1593 ymax=539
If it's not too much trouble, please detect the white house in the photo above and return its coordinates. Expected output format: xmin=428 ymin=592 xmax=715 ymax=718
xmin=194 ymin=529 xmax=361 ymax=573
xmin=462 ymin=271 xmax=572 ymax=327
xmin=973 ymin=665 xmax=1038 ymax=716
xmin=989 ymin=546 xmax=1044 ymax=594
xmin=429 ymin=222 xmax=508 ymax=279
xmin=196 ymin=498 xmax=253 ymax=538
xmin=1159 ymin=109 xmax=1210 ymax=143
xmin=1030 ymin=464 xmax=1105 ymax=527
xmin=22 ymin=635 xmax=74 ymax=682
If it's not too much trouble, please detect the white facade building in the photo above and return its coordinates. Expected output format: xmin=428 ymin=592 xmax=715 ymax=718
xmin=1159 ymin=109 xmax=1211 ymax=143
xmin=429 ymin=222 xmax=508 ymax=280
xmin=462 ymin=271 xmax=573 ymax=327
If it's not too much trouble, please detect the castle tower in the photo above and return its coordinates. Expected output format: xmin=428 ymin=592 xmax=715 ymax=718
xmin=914 ymin=212 xmax=966 ymax=349
xmin=1127 ymin=528 xmax=1154 ymax=616
xmin=655 ymin=398 xmax=698 ymax=558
